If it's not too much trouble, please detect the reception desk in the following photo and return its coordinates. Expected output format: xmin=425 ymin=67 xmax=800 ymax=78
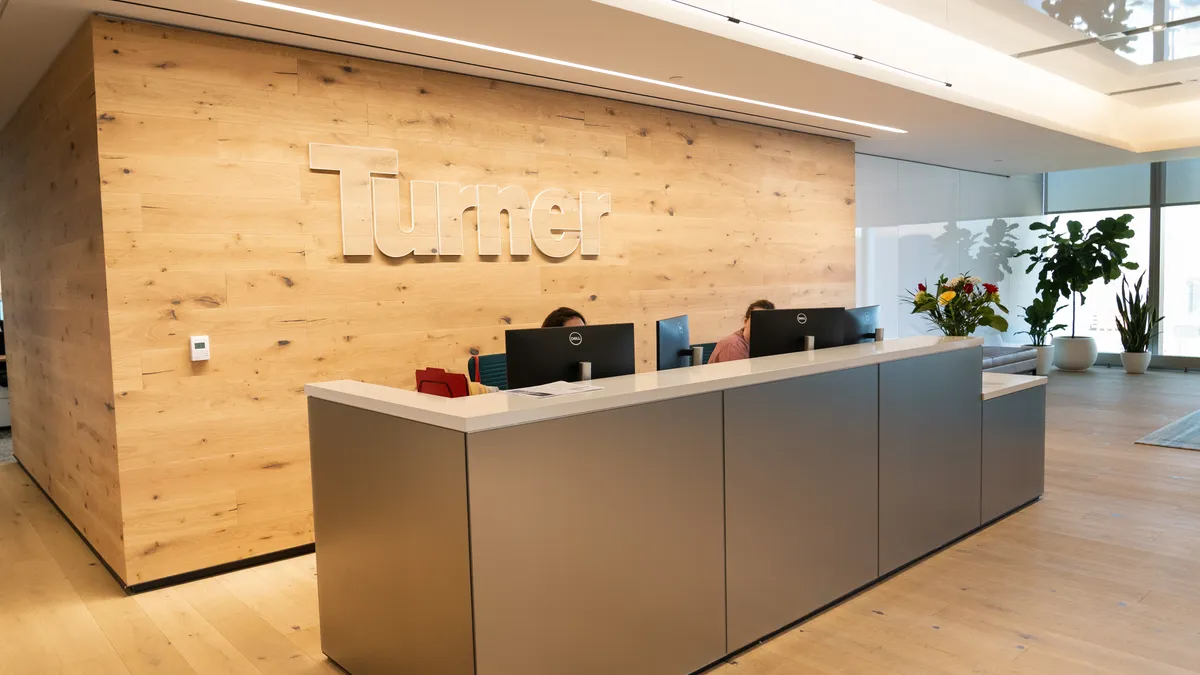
xmin=305 ymin=336 xmax=1046 ymax=675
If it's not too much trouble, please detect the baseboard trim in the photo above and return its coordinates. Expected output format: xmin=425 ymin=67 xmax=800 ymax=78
xmin=126 ymin=543 xmax=316 ymax=594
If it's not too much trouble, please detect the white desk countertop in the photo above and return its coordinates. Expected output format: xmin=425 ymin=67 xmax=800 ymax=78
xmin=307 ymin=335 xmax=985 ymax=433
xmin=981 ymin=372 xmax=1048 ymax=401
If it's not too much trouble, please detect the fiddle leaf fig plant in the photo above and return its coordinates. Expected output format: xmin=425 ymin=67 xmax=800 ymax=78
xmin=1019 ymin=214 xmax=1139 ymax=337
xmin=1016 ymin=295 xmax=1068 ymax=347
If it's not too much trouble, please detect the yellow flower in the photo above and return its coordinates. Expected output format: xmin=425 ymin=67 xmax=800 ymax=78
xmin=938 ymin=290 xmax=956 ymax=306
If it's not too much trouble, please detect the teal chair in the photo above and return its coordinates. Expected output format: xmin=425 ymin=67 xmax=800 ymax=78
xmin=691 ymin=342 xmax=717 ymax=365
xmin=467 ymin=353 xmax=508 ymax=390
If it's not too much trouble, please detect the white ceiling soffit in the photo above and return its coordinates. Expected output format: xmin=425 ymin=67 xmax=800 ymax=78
xmin=0 ymin=0 xmax=1198 ymax=174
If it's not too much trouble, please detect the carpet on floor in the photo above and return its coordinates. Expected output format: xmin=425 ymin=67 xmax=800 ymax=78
xmin=0 ymin=428 xmax=11 ymax=464
xmin=1137 ymin=409 xmax=1200 ymax=451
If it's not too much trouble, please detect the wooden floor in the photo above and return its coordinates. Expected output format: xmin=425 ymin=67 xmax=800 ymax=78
xmin=1 ymin=368 xmax=1199 ymax=675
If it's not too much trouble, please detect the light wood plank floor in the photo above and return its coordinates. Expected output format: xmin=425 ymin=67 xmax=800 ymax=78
xmin=1 ymin=368 xmax=1198 ymax=675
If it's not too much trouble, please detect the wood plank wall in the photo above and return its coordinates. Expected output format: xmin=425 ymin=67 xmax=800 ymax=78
xmin=91 ymin=16 xmax=854 ymax=584
xmin=0 ymin=22 xmax=126 ymax=577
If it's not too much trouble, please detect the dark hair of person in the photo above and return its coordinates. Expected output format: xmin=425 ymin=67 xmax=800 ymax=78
xmin=541 ymin=307 xmax=587 ymax=328
xmin=743 ymin=299 xmax=775 ymax=320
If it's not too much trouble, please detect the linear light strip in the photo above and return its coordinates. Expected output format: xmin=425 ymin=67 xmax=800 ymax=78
xmin=234 ymin=0 xmax=907 ymax=134
xmin=667 ymin=0 xmax=951 ymax=88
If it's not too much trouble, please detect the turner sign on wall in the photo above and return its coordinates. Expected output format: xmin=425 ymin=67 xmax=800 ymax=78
xmin=310 ymin=143 xmax=611 ymax=258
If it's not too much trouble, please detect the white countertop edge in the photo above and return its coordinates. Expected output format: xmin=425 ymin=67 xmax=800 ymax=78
xmin=981 ymin=372 xmax=1048 ymax=401
xmin=307 ymin=336 xmax=985 ymax=433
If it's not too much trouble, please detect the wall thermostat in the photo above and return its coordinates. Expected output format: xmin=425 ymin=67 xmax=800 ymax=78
xmin=190 ymin=335 xmax=210 ymax=362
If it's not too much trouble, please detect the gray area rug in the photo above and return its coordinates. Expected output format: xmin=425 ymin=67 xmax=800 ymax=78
xmin=0 ymin=428 xmax=11 ymax=464
xmin=1137 ymin=409 xmax=1200 ymax=451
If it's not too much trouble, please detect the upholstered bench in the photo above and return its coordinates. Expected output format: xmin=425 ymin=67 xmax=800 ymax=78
xmin=982 ymin=346 xmax=1038 ymax=374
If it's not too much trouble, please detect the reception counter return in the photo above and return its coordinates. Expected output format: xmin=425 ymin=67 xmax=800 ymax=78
xmin=306 ymin=337 xmax=1047 ymax=675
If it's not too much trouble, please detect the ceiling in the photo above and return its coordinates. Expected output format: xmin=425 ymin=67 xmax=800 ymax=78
xmin=1 ymin=0 xmax=1200 ymax=175
xmin=879 ymin=0 xmax=1200 ymax=106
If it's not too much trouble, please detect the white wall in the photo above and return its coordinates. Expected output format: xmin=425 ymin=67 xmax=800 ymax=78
xmin=855 ymin=154 xmax=1044 ymax=343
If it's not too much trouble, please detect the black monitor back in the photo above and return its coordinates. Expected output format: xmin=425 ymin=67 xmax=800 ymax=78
xmin=505 ymin=323 xmax=636 ymax=389
xmin=845 ymin=305 xmax=881 ymax=344
xmin=749 ymin=308 xmax=848 ymax=358
xmin=656 ymin=315 xmax=691 ymax=370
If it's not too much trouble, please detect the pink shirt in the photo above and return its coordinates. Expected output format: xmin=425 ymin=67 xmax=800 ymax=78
xmin=708 ymin=329 xmax=749 ymax=363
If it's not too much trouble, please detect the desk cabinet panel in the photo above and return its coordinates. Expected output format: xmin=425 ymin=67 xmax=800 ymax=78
xmin=982 ymin=387 xmax=1046 ymax=523
xmin=467 ymin=393 xmax=727 ymax=675
xmin=724 ymin=366 xmax=880 ymax=650
xmin=879 ymin=347 xmax=982 ymax=574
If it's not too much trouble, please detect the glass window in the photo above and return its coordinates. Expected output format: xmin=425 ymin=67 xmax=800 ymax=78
xmin=1046 ymin=164 xmax=1151 ymax=213
xmin=1165 ymin=158 xmax=1200 ymax=205
xmin=1039 ymin=209 xmax=1152 ymax=354
xmin=1161 ymin=204 xmax=1200 ymax=357
xmin=1167 ymin=1 xmax=1200 ymax=61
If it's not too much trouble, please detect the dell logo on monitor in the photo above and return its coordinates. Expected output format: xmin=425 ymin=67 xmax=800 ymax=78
xmin=796 ymin=313 xmax=808 ymax=325
xmin=569 ymin=332 xmax=583 ymax=346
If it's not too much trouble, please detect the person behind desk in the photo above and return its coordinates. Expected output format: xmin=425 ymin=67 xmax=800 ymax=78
xmin=708 ymin=299 xmax=775 ymax=363
xmin=542 ymin=306 xmax=586 ymax=328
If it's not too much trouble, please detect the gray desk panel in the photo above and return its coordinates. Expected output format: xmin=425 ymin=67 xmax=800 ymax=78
xmin=879 ymin=347 xmax=983 ymax=574
xmin=724 ymin=366 xmax=880 ymax=650
xmin=308 ymin=399 xmax=474 ymax=675
xmin=982 ymin=386 xmax=1046 ymax=523
xmin=467 ymin=393 xmax=727 ymax=675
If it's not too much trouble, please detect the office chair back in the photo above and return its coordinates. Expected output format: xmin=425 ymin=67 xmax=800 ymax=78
xmin=467 ymin=353 xmax=508 ymax=390
xmin=691 ymin=342 xmax=717 ymax=365
xmin=415 ymin=368 xmax=469 ymax=398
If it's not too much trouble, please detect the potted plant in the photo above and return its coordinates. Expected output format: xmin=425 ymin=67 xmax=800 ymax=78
xmin=1020 ymin=214 xmax=1139 ymax=371
xmin=906 ymin=274 xmax=1009 ymax=336
xmin=1016 ymin=296 xmax=1067 ymax=375
xmin=1115 ymin=272 xmax=1163 ymax=374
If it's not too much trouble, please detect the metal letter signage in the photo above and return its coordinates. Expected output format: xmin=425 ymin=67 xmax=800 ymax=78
xmin=311 ymin=143 xmax=610 ymax=259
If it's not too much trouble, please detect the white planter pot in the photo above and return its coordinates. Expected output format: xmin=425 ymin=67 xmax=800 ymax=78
xmin=1121 ymin=351 xmax=1152 ymax=375
xmin=1052 ymin=336 xmax=1098 ymax=372
xmin=1031 ymin=345 xmax=1054 ymax=376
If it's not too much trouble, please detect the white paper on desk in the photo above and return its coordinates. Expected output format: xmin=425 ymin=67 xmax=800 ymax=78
xmin=506 ymin=381 xmax=602 ymax=398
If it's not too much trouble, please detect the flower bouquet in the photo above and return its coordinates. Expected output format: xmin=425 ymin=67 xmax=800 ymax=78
xmin=906 ymin=274 xmax=1009 ymax=337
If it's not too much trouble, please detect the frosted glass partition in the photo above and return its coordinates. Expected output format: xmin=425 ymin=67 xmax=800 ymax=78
xmin=859 ymin=217 xmax=1043 ymax=344
xmin=1046 ymin=164 xmax=1150 ymax=213
xmin=1165 ymin=159 xmax=1200 ymax=206
xmin=855 ymin=154 xmax=1045 ymax=345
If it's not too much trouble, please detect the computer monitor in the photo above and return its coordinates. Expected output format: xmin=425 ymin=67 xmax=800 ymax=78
xmin=749 ymin=307 xmax=848 ymax=358
xmin=656 ymin=315 xmax=692 ymax=370
xmin=505 ymin=323 xmax=636 ymax=389
xmin=845 ymin=305 xmax=881 ymax=344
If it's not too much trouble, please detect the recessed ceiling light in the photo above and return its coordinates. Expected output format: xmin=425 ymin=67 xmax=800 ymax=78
xmin=1150 ymin=24 xmax=1166 ymax=32
xmin=234 ymin=0 xmax=907 ymax=134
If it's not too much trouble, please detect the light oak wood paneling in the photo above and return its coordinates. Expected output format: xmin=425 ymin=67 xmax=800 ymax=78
xmin=3 ymin=369 xmax=1200 ymax=674
xmin=85 ymin=15 xmax=856 ymax=583
xmin=0 ymin=21 xmax=125 ymax=577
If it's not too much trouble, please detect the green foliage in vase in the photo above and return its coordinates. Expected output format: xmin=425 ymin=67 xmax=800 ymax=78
xmin=1016 ymin=296 xmax=1067 ymax=347
xmin=906 ymin=274 xmax=1009 ymax=337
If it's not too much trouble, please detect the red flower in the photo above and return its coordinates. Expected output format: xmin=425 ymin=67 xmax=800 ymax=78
xmin=917 ymin=283 xmax=927 ymax=292
xmin=963 ymin=283 xmax=974 ymax=294
xmin=983 ymin=283 xmax=999 ymax=295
